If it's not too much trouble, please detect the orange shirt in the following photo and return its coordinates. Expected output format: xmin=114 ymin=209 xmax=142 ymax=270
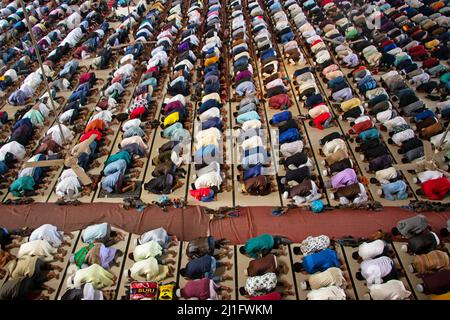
xmin=85 ymin=119 xmax=106 ymax=133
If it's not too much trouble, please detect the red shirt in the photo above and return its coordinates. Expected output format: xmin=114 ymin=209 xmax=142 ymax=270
xmin=190 ymin=188 xmax=213 ymax=201
xmin=310 ymin=39 xmax=323 ymax=48
xmin=130 ymin=106 xmax=146 ymax=119
xmin=269 ymin=93 xmax=292 ymax=109
xmin=349 ymin=119 xmax=373 ymax=134
xmin=79 ymin=73 xmax=93 ymax=85
xmin=422 ymin=58 xmax=439 ymax=69
xmin=381 ymin=40 xmax=394 ymax=49
xmin=73 ymin=45 xmax=88 ymax=59
xmin=145 ymin=66 xmax=159 ymax=77
xmin=181 ymin=278 xmax=212 ymax=300
xmin=313 ymin=112 xmax=330 ymax=130
xmin=80 ymin=129 xmax=103 ymax=142
xmin=421 ymin=177 xmax=450 ymax=200
xmin=320 ymin=0 xmax=333 ymax=7
xmin=351 ymin=66 xmax=366 ymax=76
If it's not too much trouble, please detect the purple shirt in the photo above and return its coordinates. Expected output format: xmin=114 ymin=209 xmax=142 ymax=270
xmin=236 ymin=70 xmax=253 ymax=83
xmin=331 ymin=168 xmax=358 ymax=189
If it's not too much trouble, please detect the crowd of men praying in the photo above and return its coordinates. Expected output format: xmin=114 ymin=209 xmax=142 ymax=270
xmin=0 ymin=217 xmax=449 ymax=299
xmin=0 ymin=0 xmax=449 ymax=204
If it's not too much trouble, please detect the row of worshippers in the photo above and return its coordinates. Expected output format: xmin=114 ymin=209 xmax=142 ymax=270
xmin=97 ymin=1 xmax=168 ymax=197
xmin=4 ymin=75 xmax=79 ymax=197
xmin=189 ymin=0 xmax=229 ymax=202
xmin=280 ymin=1 xmax=368 ymax=205
xmin=229 ymin=0 xmax=277 ymax=196
xmin=0 ymin=60 xmax=81 ymax=186
xmin=176 ymin=235 xmax=234 ymax=300
xmin=391 ymin=214 xmax=450 ymax=297
xmin=349 ymin=214 xmax=450 ymax=299
xmin=8 ymin=61 xmax=101 ymax=198
xmin=300 ymin=0 xmax=415 ymax=202
xmin=0 ymin=0 xmax=54 ymax=97
xmin=1 ymin=222 xmax=125 ymax=300
xmin=0 ymin=0 xmax=97 ymax=97
xmin=0 ymin=224 xmax=71 ymax=300
xmin=291 ymin=234 xmax=349 ymax=300
xmin=263 ymin=0 xmax=323 ymax=205
xmin=143 ymin=0 xmax=200 ymax=195
xmin=6 ymin=2 xmax=102 ymax=106
xmin=2 ymin=3 xmax=110 ymax=196
xmin=6 ymin=2 xmax=149 ymax=199
xmin=345 ymin=0 xmax=450 ymax=200
xmin=237 ymin=234 xmax=295 ymax=300
xmin=5 ymin=222 xmax=142 ymax=301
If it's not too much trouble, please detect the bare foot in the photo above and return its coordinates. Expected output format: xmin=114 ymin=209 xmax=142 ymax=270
xmin=222 ymin=274 xmax=233 ymax=281
xmin=221 ymin=293 xmax=231 ymax=300
xmin=167 ymin=250 xmax=177 ymax=257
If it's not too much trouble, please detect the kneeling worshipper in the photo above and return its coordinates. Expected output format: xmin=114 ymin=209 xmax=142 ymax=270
xmin=293 ymin=248 xmax=341 ymax=274
xmin=351 ymin=239 xmax=392 ymax=262
xmin=61 ymin=283 xmax=114 ymax=300
xmin=128 ymin=239 xmax=176 ymax=264
xmin=292 ymin=235 xmax=331 ymax=256
xmin=365 ymin=280 xmax=411 ymax=300
xmin=186 ymin=236 xmax=230 ymax=260
xmin=81 ymin=223 xmax=125 ymax=247
xmin=391 ymin=214 xmax=429 ymax=238
xmin=408 ymin=249 xmax=450 ymax=274
xmin=415 ymin=270 xmax=450 ymax=295
xmin=300 ymin=267 xmax=347 ymax=291
xmin=28 ymin=224 xmax=68 ymax=248
xmin=0 ymin=274 xmax=53 ymax=300
xmin=243 ymin=253 xmax=289 ymax=277
xmin=18 ymin=239 xmax=67 ymax=263
xmin=176 ymin=277 xmax=233 ymax=300
xmin=0 ymin=227 xmax=32 ymax=250
xmin=400 ymin=231 xmax=441 ymax=255
xmin=239 ymin=234 xmax=292 ymax=259
xmin=306 ymin=286 xmax=347 ymax=300
xmin=70 ymin=242 xmax=121 ymax=270
xmin=135 ymin=227 xmax=178 ymax=248
xmin=180 ymin=255 xmax=232 ymax=282
xmin=67 ymin=264 xmax=116 ymax=290
xmin=7 ymin=255 xmax=62 ymax=286
xmin=239 ymin=272 xmax=294 ymax=298
xmin=126 ymin=256 xmax=174 ymax=282
xmin=355 ymin=256 xmax=400 ymax=285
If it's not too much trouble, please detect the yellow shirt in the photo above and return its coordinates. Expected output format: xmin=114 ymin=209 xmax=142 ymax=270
xmin=163 ymin=112 xmax=180 ymax=127
xmin=205 ymin=56 xmax=219 ymax=67
xmin=340 ymin=98 xmax=361 ymax=112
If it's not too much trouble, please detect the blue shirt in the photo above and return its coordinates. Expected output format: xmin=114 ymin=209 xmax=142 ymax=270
xmin=184 ymin=255 xmax=214 ymax=279
xmin=270 ymin=111 xmax=292 ymax=125
xmin=194 ymin=144 xmax=219 ymax=162
xmin=303 ymin=249 xmax=340 ymax=274
xmin=279 ymin=128 xmax=300 ymax=144
xmin=237 ymin=111 xmax=260 ymax=123
xmin=243 ymin=163 xmax=263 ymax=180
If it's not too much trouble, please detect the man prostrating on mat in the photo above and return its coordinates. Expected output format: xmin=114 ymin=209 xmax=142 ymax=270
xmin=239 ymin=234 xmax=292 ymax=259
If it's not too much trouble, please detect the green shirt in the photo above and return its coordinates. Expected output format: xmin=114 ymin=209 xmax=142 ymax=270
xmin=23 ymin=110 xmax=44 ymax=126
xmin=104 ymin=150 xmax=132 ymax=166
xmin=345 ymin=28 xmax=358 ymax=39
xmin=244 ymin=234 xmax=275 ymax=259
xmin=440 ymin=72 xmax=450 ymax=85
xmin=73 ymin=243 xmax=95 ymax=268
xmin=10 ymin=176 xmax=35 ymax=196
